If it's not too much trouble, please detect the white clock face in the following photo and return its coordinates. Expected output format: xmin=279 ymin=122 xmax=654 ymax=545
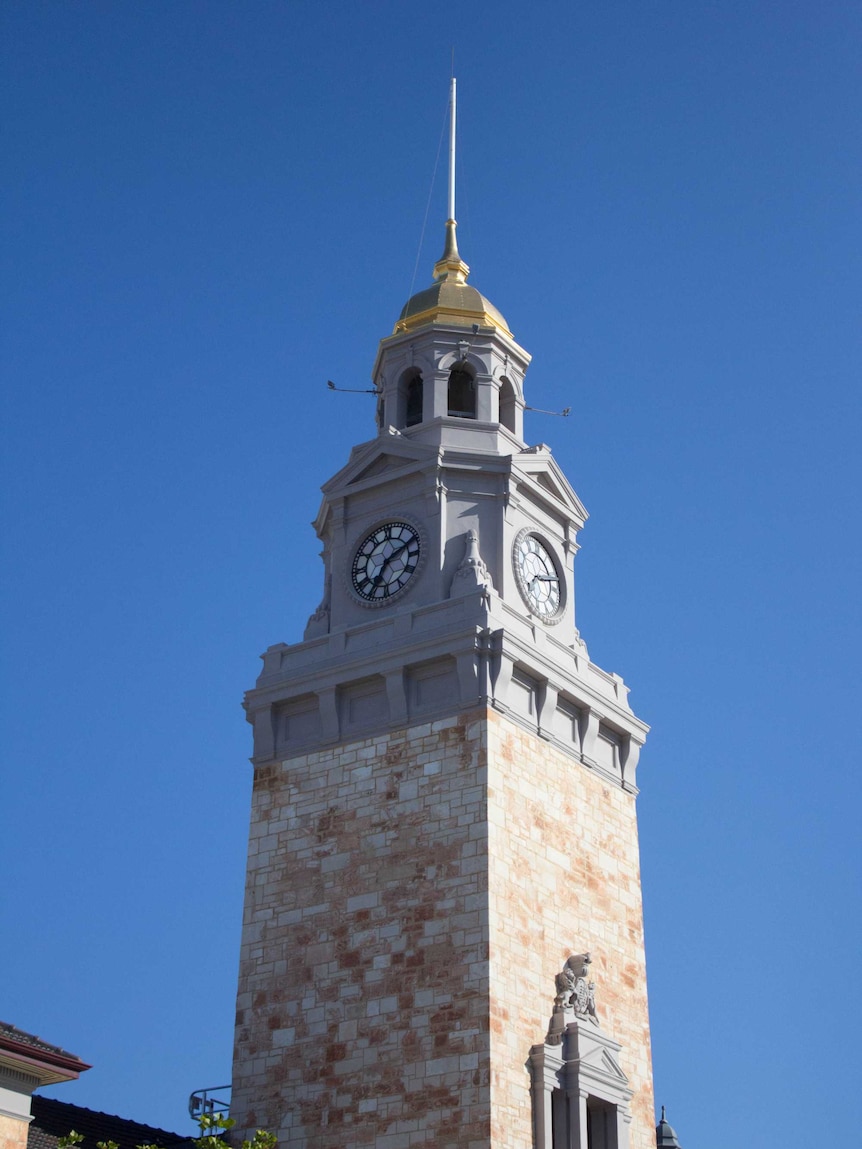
xmin=351 ymin=521 xmax=421 ymax=603
xmin=513 ymin=530 xmax=564 ymax=621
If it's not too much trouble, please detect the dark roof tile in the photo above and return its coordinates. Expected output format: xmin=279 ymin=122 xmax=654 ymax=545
xmin=0 ymin=1024 xmax=84 ymax=1064
xmin=30 ymin=1097 xmax=193 ymax=1149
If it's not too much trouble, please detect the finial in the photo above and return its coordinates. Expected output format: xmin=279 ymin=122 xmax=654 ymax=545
xmin=656 ymin=1105 xmax=682 ymax=1148
xmin=449 ymin=528 xmax=493 ymax=598
xmin=433 ymin=77 xmax=470 ymax=285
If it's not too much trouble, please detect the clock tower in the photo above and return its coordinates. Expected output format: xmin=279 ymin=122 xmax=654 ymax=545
xmin=231 ymin=82 xmax=655 ymax=1149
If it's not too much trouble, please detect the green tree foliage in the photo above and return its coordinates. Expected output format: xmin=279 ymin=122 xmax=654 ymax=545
xmin=57 ymin=1110 xmax=277 ymax=1149
xmin=195 ymin=1112 xmax=276 ymax=1149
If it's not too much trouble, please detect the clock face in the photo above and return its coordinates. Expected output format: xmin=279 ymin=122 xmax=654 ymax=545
xmin=351 ymin=521 xmax=421 ymax=603
xmin=513 ymin=530 xmax=564 ymax=621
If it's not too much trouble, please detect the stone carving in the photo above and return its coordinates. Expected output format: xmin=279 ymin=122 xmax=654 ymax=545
xmin=449 ymin=528 xmax=493 ymax=597
xmin=547 ymin=952 xmax=599 ymax=1043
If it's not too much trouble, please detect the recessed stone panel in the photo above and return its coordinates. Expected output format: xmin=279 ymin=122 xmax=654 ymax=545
xmin=595 ymin=723 xmax=623 ymax=780
xmin=510 ymin=666 xmax=540 ymax=724
xmin=406 ymin=656 xmax=459 ymax=714
xmin=338 ymin=675 xmax=388 ymax=732
xmin=555 ymin=695 xmax=583 ymax=751
xmin=274 ymin=694 xmax=321 ymax=754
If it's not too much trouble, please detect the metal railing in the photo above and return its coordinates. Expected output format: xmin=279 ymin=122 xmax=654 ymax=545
xmin=188 ymin=1085 xmax=231 ymax=1124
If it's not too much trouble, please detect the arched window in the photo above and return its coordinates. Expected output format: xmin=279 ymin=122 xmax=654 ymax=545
xmin=394 ymin=369 xmax=423 ymax=429
xmin=405 ymin=373 xmax=423 ymax=426
xmin=448 ymin=365 xmax=476 ymax=419
xmin=499 ymin=376 xmax=516 ymax=432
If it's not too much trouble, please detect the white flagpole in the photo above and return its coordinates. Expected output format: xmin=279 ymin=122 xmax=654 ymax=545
xmin=448 ymin=77 xmax=456 ymax=222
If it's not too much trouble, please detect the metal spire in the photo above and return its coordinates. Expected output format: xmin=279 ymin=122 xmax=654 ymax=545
xmin=448 ymin=75 xmax=456 ymax=222
xmin=434 ymin=76 xmax=470 ymax=284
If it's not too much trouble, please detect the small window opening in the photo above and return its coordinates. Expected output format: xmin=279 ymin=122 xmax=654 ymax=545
xmin=448 ymin=366 xmax=476 ymax=419
xmin=550 ymin=1088 xmax=566 ymax=1149
xmin=394 ymin=369 xmax=423 ymax=429
xmin=499 ymin=375 xmax=517 ymax=432
xmin=587 ymin=1098 xmax=617 ymax=1149
xmin=405 ymin=374 xmax=423 ymax=426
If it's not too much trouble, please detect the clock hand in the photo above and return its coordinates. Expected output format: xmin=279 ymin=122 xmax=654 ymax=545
xmin=387 ymin=540 xmax=410 ymax=562
xmin=367 ymin=542 xmax=410 ymax=589
xmin=379 ymin=540 xmax=411 ymax=576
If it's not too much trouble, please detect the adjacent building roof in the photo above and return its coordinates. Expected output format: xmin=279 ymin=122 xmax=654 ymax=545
xmin=29 ymin=1096 xmax=193 ymax=1149
xmin=0 ymin=1023 xmax=91 ymax=1087
xmin=656 ymin=1105 xmax=683 ymax=1148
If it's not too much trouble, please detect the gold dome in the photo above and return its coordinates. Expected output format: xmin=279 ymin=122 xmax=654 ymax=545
xmin=393 ymin=220 xmax=512 ymax=337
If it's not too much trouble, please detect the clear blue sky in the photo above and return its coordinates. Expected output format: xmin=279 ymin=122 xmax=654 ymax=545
xmin=2 ymin=3 xmax=860 ymax=1146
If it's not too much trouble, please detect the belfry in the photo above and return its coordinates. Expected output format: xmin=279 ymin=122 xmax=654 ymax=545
xmin=231 ymin=80 xmax=656 ymax=1148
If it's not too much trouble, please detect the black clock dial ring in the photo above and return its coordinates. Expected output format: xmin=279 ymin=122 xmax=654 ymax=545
xmin=350 ymin=520 xmax=423 ymax=605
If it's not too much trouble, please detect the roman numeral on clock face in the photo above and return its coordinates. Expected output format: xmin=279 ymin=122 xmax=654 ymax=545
xmin=351 ymin=522 xmax=421 ymax=602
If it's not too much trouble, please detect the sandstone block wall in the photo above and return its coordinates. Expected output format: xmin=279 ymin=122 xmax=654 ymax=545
xmin=486 ymin=712 xmax=655 ymax=1149
xmin=232 ymin=715 xmax=492 ymax=1148
xmin=232 ymin=709 xmax=654 ymax=1148
xmin=0 ymin=1113 xmax=28 ymax=1149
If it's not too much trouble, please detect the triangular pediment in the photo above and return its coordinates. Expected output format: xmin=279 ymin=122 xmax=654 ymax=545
xmin=600 ymin=1048 xmax=628 ymax=1081
xmin=313 ymin=436 xmax=438 ymax=536
xmin=321 ymin=436 xmax=435 ymax=497
xmin=571 ymin=1031 xmax=629 ymax=1084
xmin=514 ymin=448 xmax=589 ymax=525
xmin=350 ymin=453 xmax=406 ymax=483
xmin=537 ymin=472 xmax=566 ymax=500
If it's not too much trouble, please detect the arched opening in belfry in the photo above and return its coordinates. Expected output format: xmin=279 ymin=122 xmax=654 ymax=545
xmin=447 ymin=364 xmax=476 ymax=419
xmin=395 ymin=369 xmax=423 ymax=428
xmin=405 ymin=372 xmax=423 ymax=426
xmin=499 ymin=375 xmax=517 ymax=432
